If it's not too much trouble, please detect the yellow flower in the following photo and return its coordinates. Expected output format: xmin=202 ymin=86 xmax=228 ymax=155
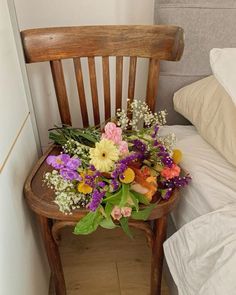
xmin=120 ymin=168 xmax=135 ymax=184
xmin=77 ymin=182 xmax=93 ymax=194
xmin=173 ymin=149 xmax=182 ymax=164
xmin=89 ymin=139 xmax=119 ymax=172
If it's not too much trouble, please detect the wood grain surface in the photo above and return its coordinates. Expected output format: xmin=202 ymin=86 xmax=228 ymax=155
xmin=49 ymin=227 xmax=170 ymax=295
xmin=21 ymin=25 xmax=184 ymax=63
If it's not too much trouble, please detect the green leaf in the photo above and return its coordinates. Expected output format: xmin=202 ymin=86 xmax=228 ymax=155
xmin=100 ymin=218 xmax=117 ymax=229
xmin=131 ymin=203 xmax=156 ymax=221
xmin=103 ymin=188 xmax=122 ymax=202
xmin=79 ymin=131 xmax=97 ymax=143
xmin=48 ymin=126 xmax=100 ymax=147
xmin=103 ymin=188 xmax=122 ymax=205
xmin=105 ymin=202 xmax=113 ymax=218
xmin=119 ymin=184 xmax=129 ymax=207
xmin=130 ymin=190 xmax=150 ymax=205
xmin=99 ymin=206 xmax=106 ymax=218
xmin=104 ymin=191 xmax=113 ymax=198
xmin=74 ymin=210 xmax=103 ymax=235
xmin=119 ymin=217 xmax=133 ymax=239
xmin=129 ymin=191 xmax=139 ymax=212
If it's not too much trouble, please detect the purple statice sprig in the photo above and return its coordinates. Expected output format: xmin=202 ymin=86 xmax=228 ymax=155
xmin=88 ymin=190 xmax=106 ymax=211
xmin=81 ymin=167 xmax=108 ymax=212
xmin=129 ymin=139 xmax=147 ymax=153
xmin=159 ymin=175 xmax=191 ymax=200
xmin=157 ymin=148 xmax=173 ymax=168
xmin=152 ymin=125 xmax=173 ymax=168
xmin=151 ymin=124 xmax=159 ymax=138
xmin=111 ymin=179 xmax=119 ymax=191
xmin=161 ymin=188 xmax=173 ymax=200
xmin=161 ymin=175 xmax=192 ymax=189
xmin=110 ymin=152 xmax=142 ymax=190
xmin=84 ymin=170 xmax=101 ymax=188
xmin=129 ymin=138 xmax=149 ymax=161
xmin=111 ymin=162 xmax=127 ymax=179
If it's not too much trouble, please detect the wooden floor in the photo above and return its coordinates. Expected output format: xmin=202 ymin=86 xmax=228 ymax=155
xmin=50 ymin=226 xmax=170 ymax=295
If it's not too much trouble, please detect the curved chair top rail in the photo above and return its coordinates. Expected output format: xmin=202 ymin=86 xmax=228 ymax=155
xmin=21 ymin=25 xmax=184 ymax=63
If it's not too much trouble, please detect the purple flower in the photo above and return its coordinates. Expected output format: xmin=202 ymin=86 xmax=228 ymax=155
xmin=60 ymin=168 xmax=82 ymax=181
xmin=46 ymin=154 xmax=70 ymax=169
xmin=94 ymin=170 xmax=102 ymax=177
xmin=111 ymin=179 xmax=119 ymax=191
xmin=111 ymin=163 xmax=127 ymax=178
xmin=130 ymin=139 xmax=147 ymax=153
xmin=89 ymin=164 xmax=96 ymax=171
xmin=97 ymin=181 xmax=106 ymax=188
xmin=88 ymin=190 xmax=105 ymax=211
xmin=161 ymin=175 xmax=192 ymax=189
xmin=161 ymin=188 xmax=173 ymax=200
xmin=66 ymin=158 xmax=81 ymax=170
xmin=153 ymin=140 xmax=159 ymax=147
xmin=155 ymin=145 xmax=173 ymax=168
xmin=84 ymin=171 xmax=102 ymax=188
xmin=152 ymin=125 xmax=159 ymax=138
xmin=119 ymin=152 xmax=140 ymax=166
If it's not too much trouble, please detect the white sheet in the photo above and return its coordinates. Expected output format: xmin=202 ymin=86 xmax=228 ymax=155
xmin=164 ymin=203 xmax=236 ymax=295
xmin=161 ymin=125 xmax=236 ymax=229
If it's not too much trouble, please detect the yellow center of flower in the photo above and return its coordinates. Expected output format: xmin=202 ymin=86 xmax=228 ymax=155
xmin=77 ymin=182 xmax=93 ymax=194
xmin=56 ymin=159 xmax=63 ymax=164
xmin=120 ymin=168 xmax=135 ymax=184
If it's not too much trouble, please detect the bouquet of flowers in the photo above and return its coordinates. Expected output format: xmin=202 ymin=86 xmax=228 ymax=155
xmin=44 ymin=99 xmax=191 ymax=237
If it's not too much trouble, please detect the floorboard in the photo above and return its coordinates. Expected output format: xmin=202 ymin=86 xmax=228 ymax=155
xmin=49 ymin=227 xmax=170 ymax=295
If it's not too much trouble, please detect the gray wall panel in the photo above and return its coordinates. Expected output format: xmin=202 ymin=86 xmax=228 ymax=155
xmin=154 ymin=0 xmax=236 ymax=124
xmin=158 ymin=8 xmax=236 ymax=76
xmin=157 ymin=0 xmax=236 ymax=9
xmin=157 ymin=75 xmax=200 ymax=125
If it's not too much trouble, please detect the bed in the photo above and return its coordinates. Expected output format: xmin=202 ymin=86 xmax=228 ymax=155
xmin=161 ymin=125 xmax=236 ymax=230
xmin=160 ymin=48 xmax=236 ymax=294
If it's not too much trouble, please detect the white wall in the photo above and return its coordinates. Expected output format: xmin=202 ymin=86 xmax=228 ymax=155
xmin=0 ymin=1 xmax=50 ymax=294
xmin=14 ymin=0 xmax=155 ymax=150
xmin=14 ymin=0 xmax=154 ymax=28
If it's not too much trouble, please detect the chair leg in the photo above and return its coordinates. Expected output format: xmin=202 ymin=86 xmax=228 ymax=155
xmin=38 ymin=215 xmax=66 ymax=295
xmin=150 ymin=216 xmax=167 ymax=295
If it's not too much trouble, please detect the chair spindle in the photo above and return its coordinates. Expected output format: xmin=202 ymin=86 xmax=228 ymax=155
xmin=74 ymin=57 xmax=89 ymax=128
xmin=102 ymin=56 xmax=111 ymax=121
xmin=128 ymin=56 xmax=137 ymax=102
xmin=88 ymin=57 xmax=100 ymax=126
xmin=50 ymin=60 xmax=72 ymax=126
xmin=116 ymin=56 xmax=123 ymax=110
xmin=146 ymin=58 xmax=160 ymax=112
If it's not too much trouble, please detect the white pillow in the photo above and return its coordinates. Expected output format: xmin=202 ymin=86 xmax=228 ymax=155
xmin=173 ymin=75 xmax=236 ymax=167
xmin=210 ymin=48 xmax=236 ymax=106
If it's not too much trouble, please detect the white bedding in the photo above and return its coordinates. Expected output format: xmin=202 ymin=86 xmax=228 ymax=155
xmin=161 ymin=125 xmax=236 ymax=229
xmin=162 ymin=125 xmax=236 ymax=294
xmin=164 ymin=203 xmax=236 ymax=295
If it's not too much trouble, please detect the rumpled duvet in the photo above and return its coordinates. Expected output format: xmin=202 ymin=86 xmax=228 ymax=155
xmin=164 ymin=203 xmax=236 ymax=295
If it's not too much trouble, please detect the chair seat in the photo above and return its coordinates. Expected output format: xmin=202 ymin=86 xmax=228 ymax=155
xmin=24 ymin=145 xmax=89 ymax=220
xmin=24 ymin=145 xmax=180 ymax=221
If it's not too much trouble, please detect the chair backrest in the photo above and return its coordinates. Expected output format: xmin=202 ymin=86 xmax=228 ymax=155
xmin=21 ymin=25 xmax=184 ymax=127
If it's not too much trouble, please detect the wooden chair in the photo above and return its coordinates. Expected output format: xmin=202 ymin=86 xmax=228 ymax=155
xmin=22 ymin=25 xmax=184 ymax=295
